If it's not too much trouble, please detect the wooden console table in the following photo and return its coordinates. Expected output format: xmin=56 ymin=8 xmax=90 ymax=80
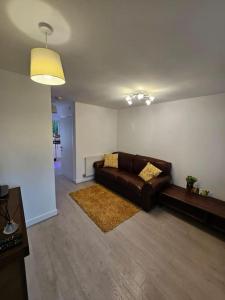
xmin=0 ymin=187 xmax=29 ymax=300
xmin=159 ymin=185 xmax=225 ymax=234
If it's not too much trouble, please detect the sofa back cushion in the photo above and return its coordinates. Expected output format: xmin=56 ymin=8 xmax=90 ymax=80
xmin=133 ymin=155 xmax=171 ymax=175
xmin=113 ymin=152 xmax=135 ymax=173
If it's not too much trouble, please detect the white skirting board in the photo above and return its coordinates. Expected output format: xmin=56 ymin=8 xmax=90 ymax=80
xmin=75 ymin=176 xmax=94 ymax=184
xmin=26 ymin=209 xmax=58 ymax=227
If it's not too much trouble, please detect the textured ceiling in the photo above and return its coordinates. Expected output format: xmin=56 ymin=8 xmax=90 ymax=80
xmin=1 ymin=0 xmax=225 ymax=108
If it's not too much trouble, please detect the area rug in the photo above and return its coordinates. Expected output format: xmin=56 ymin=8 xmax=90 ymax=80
xmin=69 ymin=184 xmax=140 ymax=232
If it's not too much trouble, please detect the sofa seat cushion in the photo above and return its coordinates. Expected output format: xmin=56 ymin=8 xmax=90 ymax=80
xmin=116 ymin=171 xmax=145 ymax=197
xmin=99 ymin=167 xmax=121 ymax=181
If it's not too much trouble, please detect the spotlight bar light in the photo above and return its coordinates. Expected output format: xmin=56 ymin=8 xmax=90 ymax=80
xmin=149 ymin=96 xmax=155 ymax=101
xmin=125 ymin=95 xmax=132 ymax=102
xmin=124 ymin=91 xmax=156 ymax=106
xmin=137 ymin=92 xmax=145 ymax=100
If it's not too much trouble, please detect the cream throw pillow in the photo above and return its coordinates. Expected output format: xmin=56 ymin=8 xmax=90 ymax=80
xmin=139 ymin=162 xmax=162 ymax=182
xmin=104 ymin=153 xmax=118 ymax=168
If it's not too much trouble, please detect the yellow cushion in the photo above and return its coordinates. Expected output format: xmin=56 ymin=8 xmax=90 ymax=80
xmin=104 ymin=153 xmax=118 ymax=168
xmin=139 ymin=162 xmax=162 ymax=182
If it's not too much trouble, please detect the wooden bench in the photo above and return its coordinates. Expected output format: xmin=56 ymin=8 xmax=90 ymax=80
xmin=159 ymin=185 xmax=225 ymax=235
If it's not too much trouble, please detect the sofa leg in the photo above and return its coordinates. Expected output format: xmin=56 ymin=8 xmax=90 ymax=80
xmin=142 ymin=201 xmax=151 ymax=212
xmin=142 ymin=205 xmax=150 ymax=212
xmin=142 ymin=196 xmax=157 ymax=212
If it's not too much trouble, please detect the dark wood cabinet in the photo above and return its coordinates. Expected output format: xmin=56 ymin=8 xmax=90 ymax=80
xmin=159 ymin=185 xmax=225 ymax=235
xmin=0 ymin=188 xmax=29 ymax=300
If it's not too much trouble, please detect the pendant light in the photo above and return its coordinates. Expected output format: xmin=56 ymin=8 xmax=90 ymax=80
xmin=30 ymin=22 xmax=65 ymax=86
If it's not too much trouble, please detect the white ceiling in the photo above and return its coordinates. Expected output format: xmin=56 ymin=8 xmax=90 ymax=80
xmin=1 ymin=0 xmax=225 ymax=108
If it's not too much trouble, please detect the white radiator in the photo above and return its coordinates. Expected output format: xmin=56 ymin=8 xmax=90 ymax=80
xmin=84 ymin=155 xmax=104 ymax=177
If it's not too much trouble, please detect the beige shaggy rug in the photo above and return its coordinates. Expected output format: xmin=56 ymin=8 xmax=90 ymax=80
xmin=69 ymin=184 xmax=140 ymax=232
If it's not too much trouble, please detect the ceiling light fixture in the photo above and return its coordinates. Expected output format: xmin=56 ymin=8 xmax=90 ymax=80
xmin=124 ymin=91 xmax=156 ymax=106
xmin=30 ymin=22 xmax=65 ymax=86
xmin=55 ymin=96 xmax=63 ymax=100
xmin=137 ymin=92 xmax=145 ymax=100
xmin=149 ymin=96 xmax=155 ymax=101
xmin=125 ymin=95 xmax=132 ymax=102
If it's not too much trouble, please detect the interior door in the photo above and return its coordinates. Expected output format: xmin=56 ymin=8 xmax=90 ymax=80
xmin=60 ymin=116 xmax=74 ymax=180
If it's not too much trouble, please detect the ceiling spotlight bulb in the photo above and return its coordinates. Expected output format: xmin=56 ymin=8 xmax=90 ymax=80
xmin=149 ymin=96 xmax=155 ymax=101
xmin=146 ymin=99 xmax=151 ymax=106
xmin=55 ymin=96 xmax=63 ymax=100
xmin=125 ymin=95 xmax=132 ymax=101
xmin=137 ymin=93 xmax=145 ymax=100
xmin=127 ymin=100 xmax=132 ymax=106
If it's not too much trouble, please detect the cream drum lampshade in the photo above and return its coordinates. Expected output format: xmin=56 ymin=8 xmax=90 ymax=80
xmin=30 ymin=48 xmax=65 ymax=85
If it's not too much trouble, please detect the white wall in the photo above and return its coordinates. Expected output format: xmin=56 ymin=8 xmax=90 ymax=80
xmin=0 ymin=69 xmax=57 ymax=226
xmin=118 ymin=94 xmax=225 ymax=201
xmin=75 ymin=102 xmax=117 ymax=183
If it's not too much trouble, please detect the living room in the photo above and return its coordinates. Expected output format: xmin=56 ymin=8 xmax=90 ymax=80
xmin=0 ymin=1 xmax=225 ymax=300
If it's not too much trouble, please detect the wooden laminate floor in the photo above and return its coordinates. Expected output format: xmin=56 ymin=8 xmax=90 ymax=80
xmin=25 ymin=176 xmax=225 ymax=300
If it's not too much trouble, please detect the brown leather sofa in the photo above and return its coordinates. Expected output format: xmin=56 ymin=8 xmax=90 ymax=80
xmin=93 ymin=152 xmax=172 ymax=211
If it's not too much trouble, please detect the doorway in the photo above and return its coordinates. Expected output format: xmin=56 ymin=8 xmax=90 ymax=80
xmin=52 ymin=101 xmax=75 ymax=181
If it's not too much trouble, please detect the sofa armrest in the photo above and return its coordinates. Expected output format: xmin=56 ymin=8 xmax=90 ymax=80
xmin=144 ymin=175 xmax=171 ymax=193
xmin=93 ymin=160 xmax=104 ymax=169
xmin=141 ymin=175 xmax=171 ymax=211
